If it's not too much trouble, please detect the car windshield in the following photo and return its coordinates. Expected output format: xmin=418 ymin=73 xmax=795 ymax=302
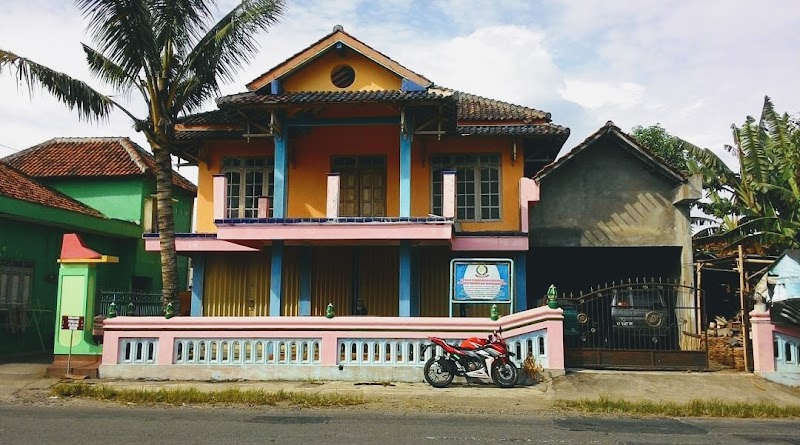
xmin=613 ymin=291 xmax=664 ymax=309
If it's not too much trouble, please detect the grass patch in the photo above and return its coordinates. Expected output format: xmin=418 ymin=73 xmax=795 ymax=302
xmin=556 ymin=396 xmax=800 ymax=418
xmin=53 ymin=383 xmax=366 ymax=407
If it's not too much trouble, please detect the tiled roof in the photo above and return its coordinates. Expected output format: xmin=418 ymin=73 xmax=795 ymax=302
xmin=458 ymin=124 xmax=569 ymax=138
xmin=0 ymin=161 xmax=104 ymax=217
xmin=217 ymin=89 xmax=453 ymax=107
xmin=175 ymin=130 xmax=245 ymax=141
xmin=178 ymin=110 xmax=240 ymax=125
xmin=534 ymin=121 xmax=685 ymax=183
xmin=454 ymin=91 xmax=549 ymax=122
xmin=4 ymin=137 xmax=197 ymax=194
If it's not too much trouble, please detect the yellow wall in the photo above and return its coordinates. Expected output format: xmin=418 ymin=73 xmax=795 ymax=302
xmin=412 ymin=135 xmax=522 ymax=232
xmin=196 ymin=140 xmax=275 ymax=232
xmin=282 ymin=49 xmax=401 ymax=92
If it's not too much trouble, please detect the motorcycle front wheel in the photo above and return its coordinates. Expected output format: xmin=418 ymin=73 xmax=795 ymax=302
xmin=491 ymin=361 xmax=518 ymax=388
xmin=423 ymin=357 xmax=455 ymax=388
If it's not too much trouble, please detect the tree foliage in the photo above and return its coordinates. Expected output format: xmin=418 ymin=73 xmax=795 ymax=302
xmin=679 ymin=97 xmax=800 ymax=255
xmin=0 ymin=0 xmax=286 ymax=306
xmin=631 ymin=123 xmax=689 ymax=172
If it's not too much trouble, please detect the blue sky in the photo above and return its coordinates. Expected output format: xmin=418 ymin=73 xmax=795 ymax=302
xmin=1 ymin=0 xmax=799 ymax=182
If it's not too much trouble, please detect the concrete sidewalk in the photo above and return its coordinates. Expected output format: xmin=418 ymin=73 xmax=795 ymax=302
xmin=2 ymin=358 xmax=800 ymax=413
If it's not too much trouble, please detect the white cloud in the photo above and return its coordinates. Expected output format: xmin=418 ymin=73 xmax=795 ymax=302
xmin=560 ymin=80 xmax=645 ymax=110
xmin=1 ymin=0 xmax=799 ymax=179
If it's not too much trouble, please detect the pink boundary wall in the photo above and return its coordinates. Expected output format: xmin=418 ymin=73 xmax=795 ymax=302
xmin=101 ymin=306 xmax=565 ymax=372
xmin=751 ymin=308 xmax=800 ymax=374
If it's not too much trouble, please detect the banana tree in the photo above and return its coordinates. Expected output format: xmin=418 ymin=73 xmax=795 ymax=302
xmin=684 ymin=96 xmax=800 ymax=254
xmin=0 ymin=0 xmax=285 ymax=308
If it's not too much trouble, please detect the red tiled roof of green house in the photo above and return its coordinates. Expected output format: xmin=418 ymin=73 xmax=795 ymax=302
xmin=0 ymin=161 xmax=104 ymax=217
xmin=4 ymin=137 xmax=197 ymax=194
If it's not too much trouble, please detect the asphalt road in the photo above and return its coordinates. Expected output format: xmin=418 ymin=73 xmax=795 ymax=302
xmin=1 ymin=405 xmax=798 ymax=445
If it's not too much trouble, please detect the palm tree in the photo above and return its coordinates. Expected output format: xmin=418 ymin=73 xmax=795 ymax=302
xmin=0 ymin=0 xmax=285 ymax=308
xmin=684 ymin=96 xmax=800 ymax=254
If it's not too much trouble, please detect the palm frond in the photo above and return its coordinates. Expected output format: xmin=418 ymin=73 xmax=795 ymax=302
xmin=0 ymin=49 xmax=113 ymax=121
xmin=76 ymin=0 xmax=159 ymax=82
xmin=174 ymin=0 xmax=285 ymax=114
xmin=82 ymin=43 xmax=147 ymax=100
xmin=151 ymin=0 xmax=212 ymax=55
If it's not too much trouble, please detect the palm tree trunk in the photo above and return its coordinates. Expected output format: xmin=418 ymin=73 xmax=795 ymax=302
xmin=153 ymin=145 xmax=178 ymax=311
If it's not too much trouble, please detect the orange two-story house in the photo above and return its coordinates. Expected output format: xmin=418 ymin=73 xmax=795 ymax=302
xmin=150 ymin=27 xmax=569 ymax=318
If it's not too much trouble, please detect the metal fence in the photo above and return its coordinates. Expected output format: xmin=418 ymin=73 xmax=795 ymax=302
xmin=97 ymin=290 xmax=177 ymax=317
xmin=558 ymin=279 xmax=706 ymax=352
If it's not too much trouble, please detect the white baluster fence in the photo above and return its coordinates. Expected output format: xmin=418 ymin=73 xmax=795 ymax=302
xmin=99 ymin=306 xmax=564 ymax=382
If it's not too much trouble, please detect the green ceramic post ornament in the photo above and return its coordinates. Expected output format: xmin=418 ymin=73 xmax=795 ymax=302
xmin=325 ymin=303 xmax=335 ymax=319
xmin=127 ymin=301 xmax=135 ymax=316
xmin=165 ymin=302 xmax=174 ymax=319
xmin=490 ymin=304 xmax=499 ymax=321
xmin=547 ymin=284 xmax=558 ymax=309
xmin=107 ymin=301 xmax=117 ymax=318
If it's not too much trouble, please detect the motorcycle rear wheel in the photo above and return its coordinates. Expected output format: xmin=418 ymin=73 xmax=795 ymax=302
xmin=423 ymin=357 xmax=455 ymax=388
xmin=491 ymin=361 xmax=518 ymax=388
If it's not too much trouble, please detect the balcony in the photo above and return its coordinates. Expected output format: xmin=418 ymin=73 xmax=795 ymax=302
xmin=210 ymin=172 xmax=455 ymax=245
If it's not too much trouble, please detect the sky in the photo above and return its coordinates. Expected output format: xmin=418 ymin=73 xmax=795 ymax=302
xmin=1 ymin=0 xmax=799 ymax=184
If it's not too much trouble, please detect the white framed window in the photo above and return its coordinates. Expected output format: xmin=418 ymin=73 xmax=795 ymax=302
xmin=431 ymin=154 xmax=501 ymax=221
xmin=222 ymin=157 xmax=274 ymax=218
xmin=0 ymin=259 xmax=33 ymax=310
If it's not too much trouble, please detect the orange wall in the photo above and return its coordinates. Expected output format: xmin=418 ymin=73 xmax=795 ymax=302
xmin=287 ymin=125 xmax=400 ymax=217
xmin=282 ymin=49 xmax=401 ymax=92
xmin=195 ymin=132 xmax=522 ymax=233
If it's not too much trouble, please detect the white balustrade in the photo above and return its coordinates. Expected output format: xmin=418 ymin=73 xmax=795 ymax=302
xmin=775 ymin=333 xmax=800 ymax=372
xmin=173 ymin=338 xmax=321 ymax=365
xmin=119 ymin=338 xmax=158 ymax=364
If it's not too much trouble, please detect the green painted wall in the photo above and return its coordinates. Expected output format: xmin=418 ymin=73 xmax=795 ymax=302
xmin=47 ymin=178 xmax=144 ymax=223
xmin=0 ymin=219 xmax=142 ymax=356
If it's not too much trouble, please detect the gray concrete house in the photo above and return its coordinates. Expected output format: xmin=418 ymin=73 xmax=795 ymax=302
xmin=528 ymin=121 xmax=702 ymax=302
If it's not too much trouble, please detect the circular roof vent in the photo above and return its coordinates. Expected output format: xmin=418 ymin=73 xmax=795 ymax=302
xmin=333 ymin=24 xmax=344 ymax=32
xmin=331 ymin=64 xmax=355 ymax=88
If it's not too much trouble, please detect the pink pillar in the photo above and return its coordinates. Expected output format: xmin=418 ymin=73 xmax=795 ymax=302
xmin=213 ymin=175 xmax=227 ymax=221
xmin=750 ymin=309 xmax=776 ymax=373
xmin=257 ymin=197 xmax=270 ymax=218
xmin=519 ymin=177 xmax=540 ymax=233
xmin=545 ymin=317 xmax=565 ymax=371
xmin=156 ymin=333 xmax=175 ymax=365
xmin=326 ymin=173 xmax=340 ymax=219
xmin=442 ymin=171 xmax=456 ymax=218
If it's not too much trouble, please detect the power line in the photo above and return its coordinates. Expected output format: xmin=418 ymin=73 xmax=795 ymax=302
xmin=0 ymin=142 xmax=20 ymax=152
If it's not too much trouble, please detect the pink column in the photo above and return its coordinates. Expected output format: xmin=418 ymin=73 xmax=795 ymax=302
xmin=156 ymin=333 xmax=175 ymax=365
xmin=519 ymin=177 xmax=540 ymax=233
xmin=750 ymin=309 xmax=776 ymax=373
xmin=101 ymin=331 xmax=120 ymax=365
xmin=257 ymin=197 xmax=270 ymax=218
xmin=442 ymin=171 xmax=456 ymax=218
xmin=320 ymin=332 xmax=340 ymax=366
xmin=545 ymin=317 xmax=565 ymax=371
xmin=213 ymin=175 xmax=227 ymax=221
xmin=326 ymin=173 xmax=340 ymax=219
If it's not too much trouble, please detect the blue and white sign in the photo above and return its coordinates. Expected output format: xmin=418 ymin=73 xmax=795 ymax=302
xmin=450 ymin=258 xmax=514 ymax=316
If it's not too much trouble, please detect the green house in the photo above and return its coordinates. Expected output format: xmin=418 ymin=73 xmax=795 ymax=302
xmin=0 ymin=138 xmax=196 ymax=356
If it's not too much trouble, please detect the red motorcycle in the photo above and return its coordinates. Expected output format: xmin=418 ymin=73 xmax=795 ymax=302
xmin=422 ymin=330 xmax=518 ymax=388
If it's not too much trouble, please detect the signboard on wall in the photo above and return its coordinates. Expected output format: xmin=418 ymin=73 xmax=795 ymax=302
xmin=450 ymin=258 xmax=514 ymax=316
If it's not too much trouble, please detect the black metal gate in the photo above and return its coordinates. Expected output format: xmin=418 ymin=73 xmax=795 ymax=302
xmin=559 ymin=279 xmax=708 ymax=370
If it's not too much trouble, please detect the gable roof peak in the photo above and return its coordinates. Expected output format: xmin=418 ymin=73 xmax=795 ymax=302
xmin=534 ymin=121 xmax=685 ymax=183
xmin=246 ymin=27 xmax=432 ymax=91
